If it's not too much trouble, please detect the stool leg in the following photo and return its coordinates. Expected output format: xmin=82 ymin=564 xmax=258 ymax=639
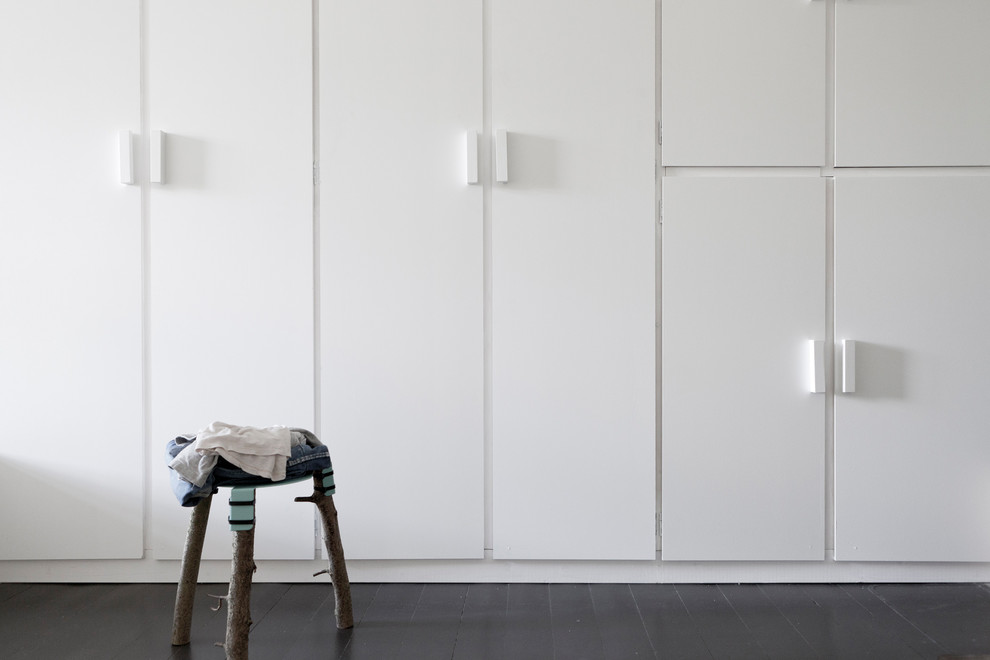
xmin=314 ymin=493 xmax=353 ymax=629
xmin=172 ymin=494 xmax=213 ymax=646
xmin=225 ymin=527 xmax=255 ymax=660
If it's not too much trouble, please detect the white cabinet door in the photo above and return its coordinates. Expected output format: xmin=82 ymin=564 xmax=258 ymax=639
xmin=661 ymin=177 xmax=826 ymax=561
xmin=835 ymin=1 xmax=990 ymax=166
xmin=149 ymin=0 xmax=317 ymax=560
xmin=835 ymin=177 xmax=990 ymax=561
xmin=0 ymin=1 xmax=143 ymax=560
xmin=320 ymin=0 xmax=484 ymax=559
xmin=491 ymin=0 xmax=656 ymax=560
xmin=661 ymin=0 xmax=826 ymax=166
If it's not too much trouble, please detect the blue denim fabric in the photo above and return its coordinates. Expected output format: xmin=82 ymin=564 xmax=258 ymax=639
xmin=166 ymin=436 xmax=333 ymax=507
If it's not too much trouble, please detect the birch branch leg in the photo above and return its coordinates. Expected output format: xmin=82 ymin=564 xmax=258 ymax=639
xmin=298 ymin=479 xmax=353 ymax=629
xmin=171 ymin=494 xmax=213 ymax=646
xmin=225 ymin=527 xmax=255 ymax=660
xmin=316 ymin=493 xmax=353 ymax=629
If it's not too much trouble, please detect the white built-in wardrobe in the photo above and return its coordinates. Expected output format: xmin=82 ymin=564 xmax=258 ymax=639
xmin=2 ymin=0 xmax=989 ymax=577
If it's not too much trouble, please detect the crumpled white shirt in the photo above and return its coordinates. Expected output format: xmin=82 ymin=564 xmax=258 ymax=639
xmin=168 ymin=421 xmax=295 ymax=486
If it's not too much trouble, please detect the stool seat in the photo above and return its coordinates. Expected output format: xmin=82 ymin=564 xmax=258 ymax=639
xmin=170 ymin=468 xmax=352 ymax=660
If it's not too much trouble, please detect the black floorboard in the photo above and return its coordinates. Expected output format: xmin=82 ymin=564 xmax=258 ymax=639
xmin=678 ymin=584 xmax=765 ymax=659
xmin=396 ymin=583 xmax=468 ymax=660
xmin=591 ymin=584 xmax=655 ymax=659
xmin=1 ymin=582 xmax=989 ymax=659
xmin=503 ymin=583 xmax=554 ymax=660
xmin=451 ymin=583 xmax=507 ymax=659
xmin=871 ymin=584 xmax=990 ymax=657
xmin=550 ymin=583 xmax=605 ymax=660
xmin=717 ymin=584 xmax=817 ymax=659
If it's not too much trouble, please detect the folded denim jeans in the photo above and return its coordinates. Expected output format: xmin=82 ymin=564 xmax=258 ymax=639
xmin=166 ymin=435 xmax=333 ymax=507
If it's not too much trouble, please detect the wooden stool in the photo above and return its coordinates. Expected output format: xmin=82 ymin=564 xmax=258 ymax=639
xmin=170 ymin=468 xmax=353 ymax=659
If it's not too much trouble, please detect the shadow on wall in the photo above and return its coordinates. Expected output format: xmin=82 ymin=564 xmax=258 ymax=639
xmin=847 ymin=341 xmax=908 ymax=400
xmin=504 ymin=132 xmax=560 ymax=190
xmin=159 ymin=132 xmax=209 ymax=189
xmin=0 ymin=455 xmax=141 ymax=560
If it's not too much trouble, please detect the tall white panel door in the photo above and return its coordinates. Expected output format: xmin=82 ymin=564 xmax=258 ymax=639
xmin=661 ymin=0 xmax=826 ymax=166
xmin=0 ymin=1 xmax=143 ymax=559
xmin=835 ymin=177 xmax=990 ymax=561
xmin=321 ymin=0 xmax=484 ymax=558
xmin=149 ymin=0 xmax=317 ymax=560
xmin=492 ymin=0 xmax=656 ymax=560
xmin=835 ymin=1 xmax=990 ymax=166
xmin=662 ymin=177 xmax=825 ymax=561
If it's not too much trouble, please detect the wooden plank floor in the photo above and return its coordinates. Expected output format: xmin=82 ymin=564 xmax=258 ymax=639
xmin=1 ymin=582 xmax=989 ymax=659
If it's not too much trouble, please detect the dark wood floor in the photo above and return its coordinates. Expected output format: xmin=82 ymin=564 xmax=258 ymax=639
xmin=1 ymin=582 xmax=989 ymax=659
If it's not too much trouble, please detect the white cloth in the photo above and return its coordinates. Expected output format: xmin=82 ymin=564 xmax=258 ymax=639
xmin=168 ymin=421 xmax=293 ymax=486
